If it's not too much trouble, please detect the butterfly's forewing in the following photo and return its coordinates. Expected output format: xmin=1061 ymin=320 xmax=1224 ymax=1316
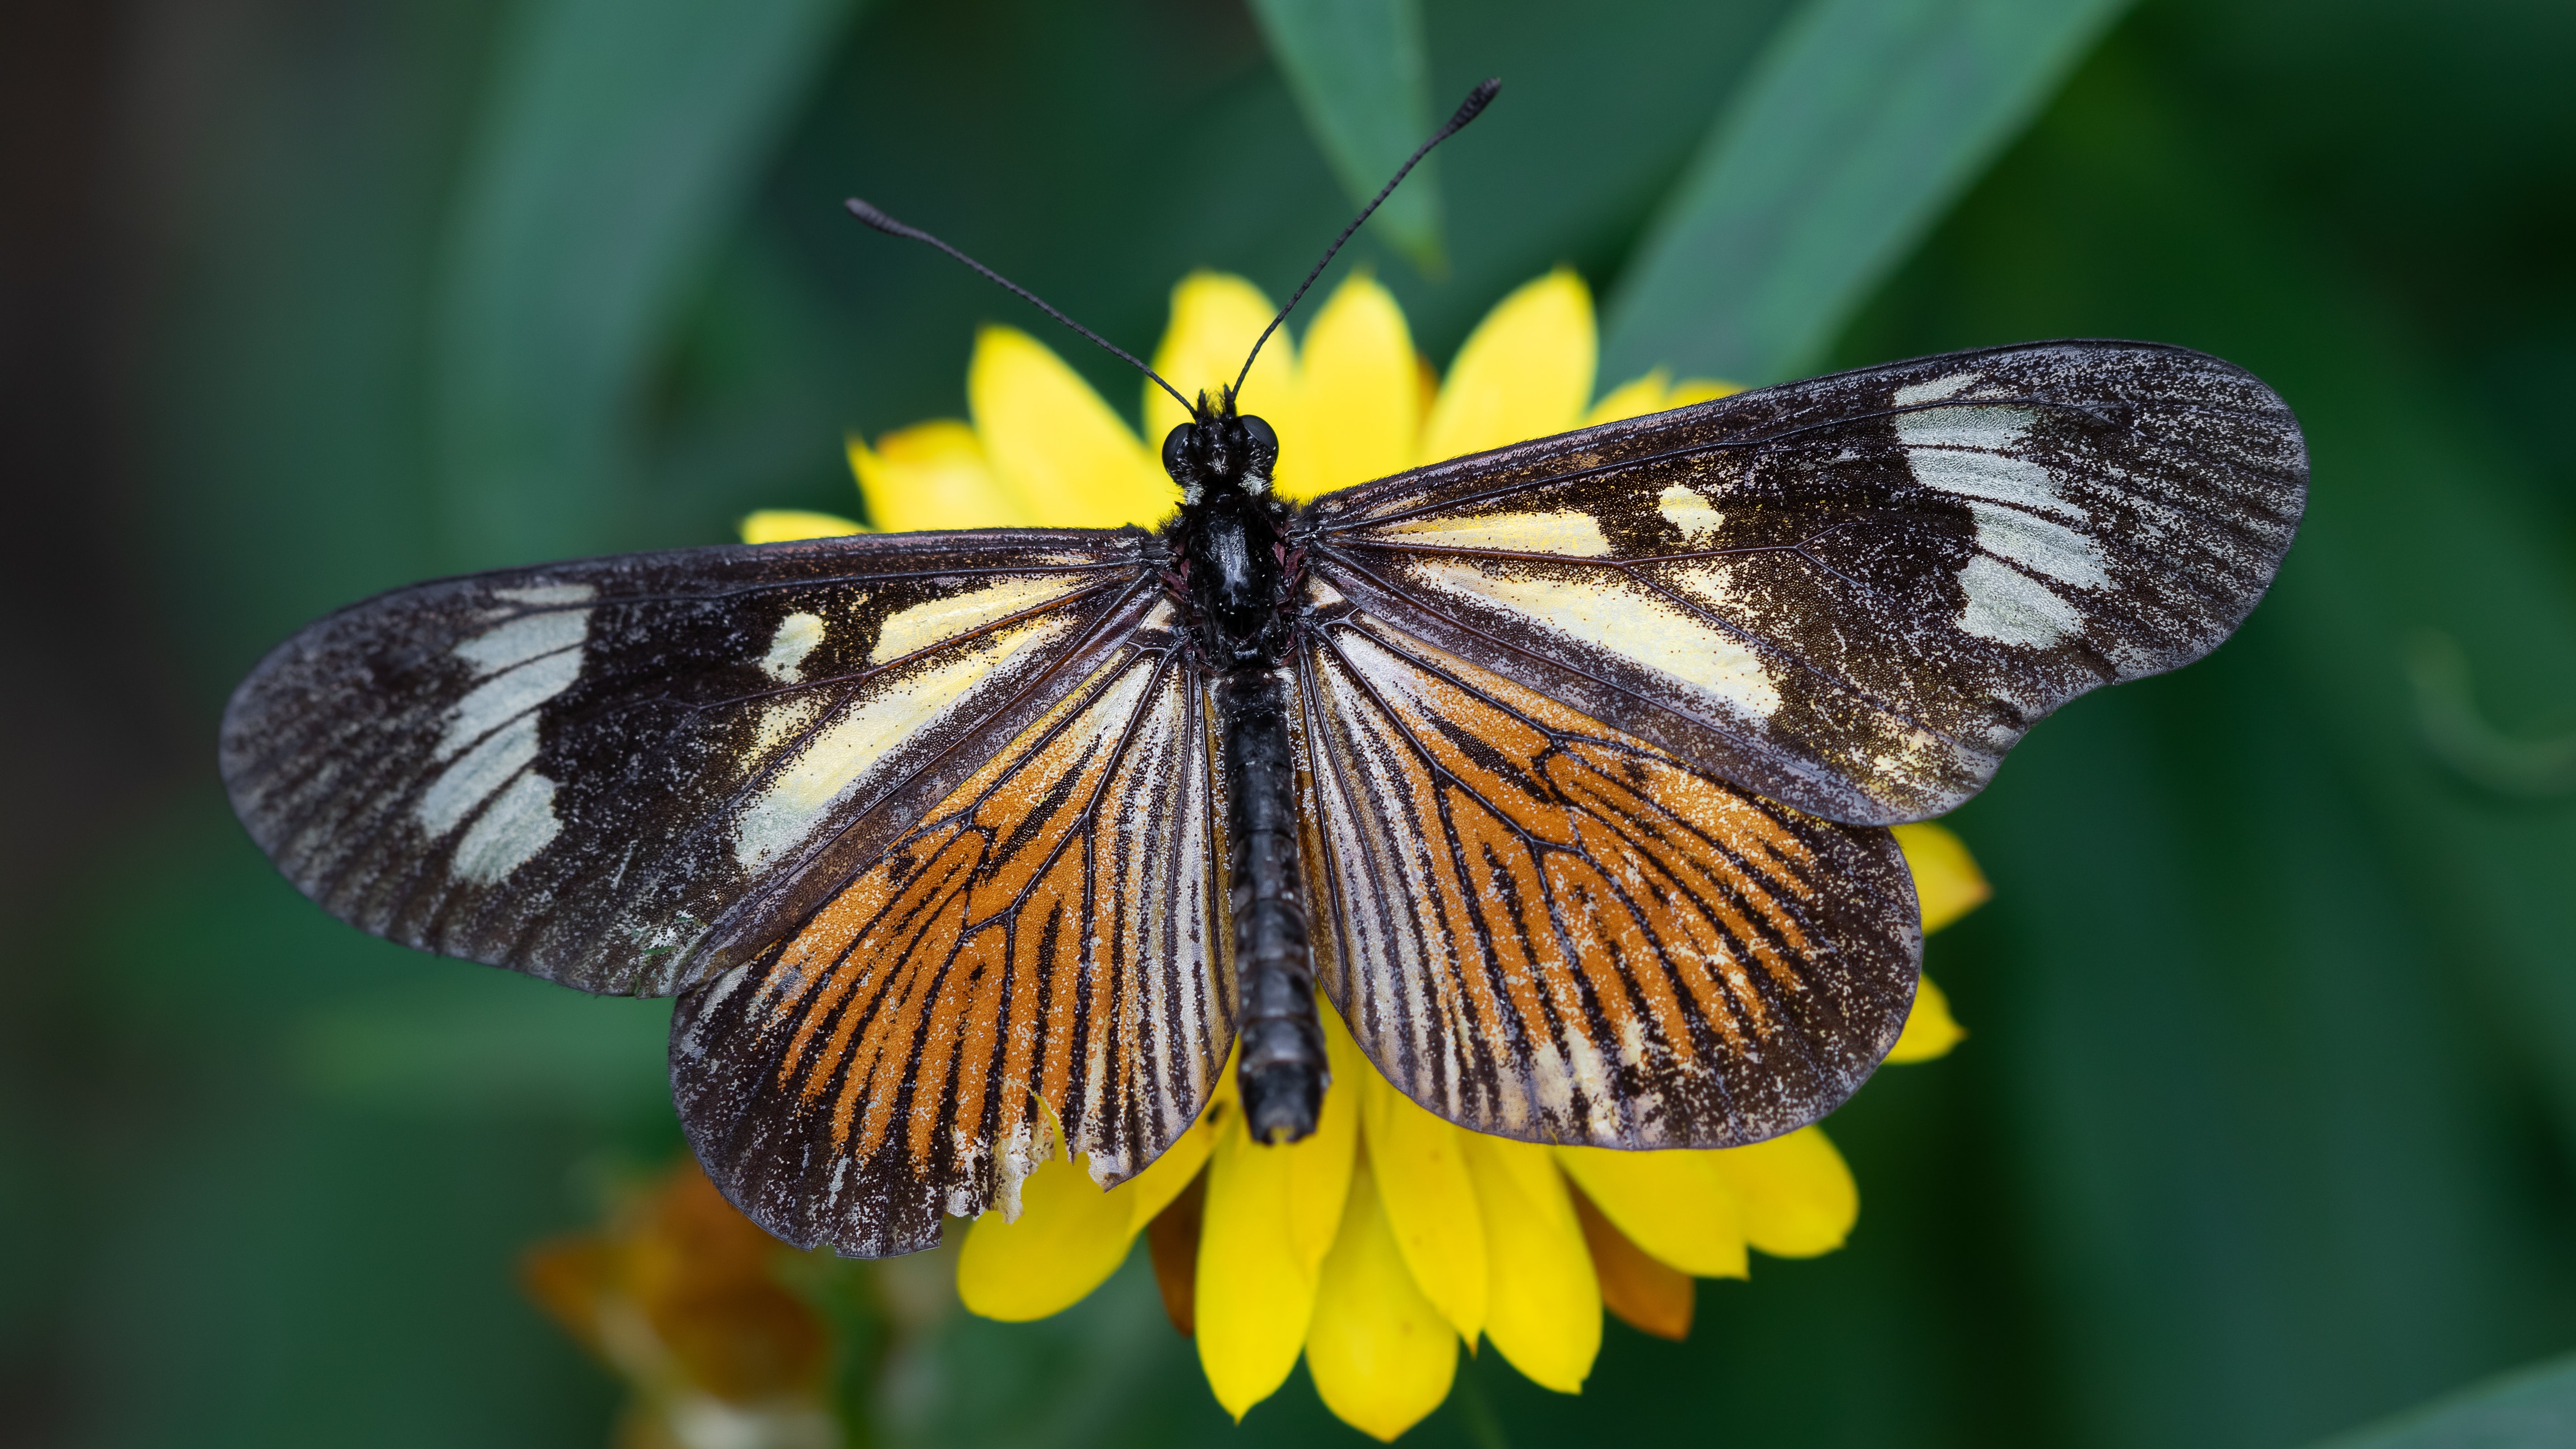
xmin=671 ymin=598 xmax=1229 ymax=1255
xmin=1291 ymin=606 xmax=1919 ymax=1149
xmin=1298 ymin=341 xmax=2306 ymax=825
xmin=220 ymin=529 xmax=1157 ymax=995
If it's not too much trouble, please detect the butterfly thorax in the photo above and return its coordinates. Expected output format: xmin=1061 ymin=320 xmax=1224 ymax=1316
xmin=1162 ymin=398 xmax=1293 ymax=671
xmin=1158 ymin=395 xmax=1325 ymax=1143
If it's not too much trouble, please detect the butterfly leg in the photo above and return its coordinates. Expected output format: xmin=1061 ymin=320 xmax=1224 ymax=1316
xmin=1218 ymin=665 xmax=1325 ymax=1142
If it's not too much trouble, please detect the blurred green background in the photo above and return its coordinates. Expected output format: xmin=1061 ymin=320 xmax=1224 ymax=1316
xmin=5 ymin=0 xmax=2574 ymax=1444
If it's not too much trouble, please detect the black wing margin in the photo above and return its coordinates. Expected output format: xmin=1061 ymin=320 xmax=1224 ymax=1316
xmin=1298 ymin=341 xmax=2306 ymax=824
xmin=220 ymin=529 xmax=1157 ymax=995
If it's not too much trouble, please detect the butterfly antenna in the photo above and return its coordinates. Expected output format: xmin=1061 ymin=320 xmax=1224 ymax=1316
xmin=1231 ymin=77 xmax=1501 ymax=401
xmin=845 ymin=197 xmax=1198 ymax=416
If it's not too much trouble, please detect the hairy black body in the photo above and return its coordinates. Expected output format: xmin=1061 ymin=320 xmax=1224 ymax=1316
xmin=826 ymin=81 xmax=1505 ymax=1154
xmin=1162 ymin=401 xmax=1325 ymax=1143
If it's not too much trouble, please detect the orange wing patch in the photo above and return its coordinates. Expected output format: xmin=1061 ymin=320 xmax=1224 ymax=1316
xmin=674 ymin=625 xmax=1232 ymax=1258
xmin=1293 ymin=610 xmax=1917 ymax=1151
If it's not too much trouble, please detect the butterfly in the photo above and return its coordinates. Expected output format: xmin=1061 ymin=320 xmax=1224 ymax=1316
xmin=218 ymin=81 xmax=2306 ymax=1257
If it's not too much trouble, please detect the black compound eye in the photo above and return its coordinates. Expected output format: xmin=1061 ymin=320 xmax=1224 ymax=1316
xmin=1162 ymin=422 xmax=1197 ymax=479
xmin=1238 ymin=414 xmax=1278 ymax=458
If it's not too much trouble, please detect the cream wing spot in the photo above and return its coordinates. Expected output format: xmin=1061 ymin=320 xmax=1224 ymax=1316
xmin=1376 ymin=510 xmax=1615 ymax=556
xmin=761 ymin=612 xmax=827 ymax=682
xmin=869 ymin=575 xmax=1089 ymax=665
xmin=1660 ymin=558 xmax=1756 ymax=615
xmin=732 ymin=613 xmax=1078 ymax=871
xmin=1406 ymin=560 xmax=1783 ymax=719
xmin=748 ymin=695 xmax=826 ymax=757
xmin=1656 ymin=484 xmax=1725 ymax=546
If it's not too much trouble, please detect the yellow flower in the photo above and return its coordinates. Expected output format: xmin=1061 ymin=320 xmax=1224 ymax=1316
xmin=746 ymin=269 xmax=1992 ymax=1440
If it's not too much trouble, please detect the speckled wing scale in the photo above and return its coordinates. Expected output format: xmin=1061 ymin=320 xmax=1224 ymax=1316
xmin=671 ymin=596 xmax=1233 ymax=1254
xmin=223 ymin=529 xmax=1164 ymax=993
xmin=1301 ymin=340 xmax=2307 ymax=825
xmin=223 ymin=527 xmax=1237 ymax=1253
xmin=219 ymin=337 xmax=2306 ymax=1257
xmin=1291 ymin=339 xmax=2303 ymax=1146
xmin=1289 ymin=611 xmax=1921 ymax=1148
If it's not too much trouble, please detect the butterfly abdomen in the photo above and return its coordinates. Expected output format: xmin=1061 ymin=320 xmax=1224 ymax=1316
xmin=1219 ymin=664 xmax=1325 ymax=1142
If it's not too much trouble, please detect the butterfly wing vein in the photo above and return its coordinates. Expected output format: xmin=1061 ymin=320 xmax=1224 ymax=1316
xmin=672 ymin=614 xmax=1232 ymax=1255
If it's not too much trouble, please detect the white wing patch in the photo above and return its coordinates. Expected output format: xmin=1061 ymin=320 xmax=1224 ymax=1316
xmin=1898 ymin=402 xmax=2107 ymax=648
xmin=451 ymin=607 xmax=588 ymax=677
xmin=870 ymin=575 xmax=1089 ymax=665
xmin=1957 ymin=554 xmax=2085 ymax=648
xmin=419 ymin=714 xmax=541 ymax=836
xmin=1410 ymin=558 xmax=1782 ymax=719
xmin=416 ymin=597 xmax=595 ymax=879
xmin=1967 ymin=503 xmax=2110 ymax=592
xmin=492 ymin=584 xmax=599 ymax=608
xmin=451 ymin=771 xmax=563 ymax=885
xmin=1892 ymin=371 xmax=1983 ymax=407
xmin=434 ymin=650 xmax=581 ymax=763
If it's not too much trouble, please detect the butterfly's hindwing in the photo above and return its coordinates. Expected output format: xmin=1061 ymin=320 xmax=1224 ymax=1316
xmin=219 ymin=529 xmax=1156 ymax=994
xmin=671 ymin=599 xmax=1231 ymax=1256
xmin=1290 ymin=605 xmax=1919 ymax=1150
xmin=1300 ymin=341 xmax=2306 ymax=824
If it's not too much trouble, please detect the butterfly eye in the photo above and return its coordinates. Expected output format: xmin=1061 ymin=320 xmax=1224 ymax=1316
xmin=1238 ymin=413 xmax=1278 ymax=468
xmin=1161 ymin=422 xmax=1199 ymax=481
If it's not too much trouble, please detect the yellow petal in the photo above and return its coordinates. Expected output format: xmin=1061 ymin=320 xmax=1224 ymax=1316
xmin=1279 ymin=274 xmax=1418 ymax=500
xmin=1892 ymin=820 xmax=1992 ymax=933
xmin=847 ymin=419 xmax=1028 ymax=532
xmin=1196 ymin=1103 xmax=1316 ymax=1419
xmin=968 ymin=325 xmax=1169 ymax=529
xmin=1462 ymin=1135 xmax=1598 ymax=1393
xmin=1579 ymin=368 xmax=1671 ymax=427
xmin=1304 ymin=1160 xmax=1458 ymax=1442
xmin=1665 ymin=378 xmax=1744 ymax=407
xmin=1707 ymin=1126 xmax=1858 ymax=1259
xmin=956 ymin=1152 xmax=1135 ymax=1322
xmin=1359 ymin=1070 xmax=1486 ymax=1342
xmin=739 ymin=509 xmax=865 ymax=544
xmin=1283 ymin=1006 xmax=1364 ymax=1274
xmin=1885 ymin=975 xmax=1967 ymax=1063
xmin=1124 ymin=1115 xmax=1218 ymax=1232
xmin=1145 ymin=271 xmax=1298 ymax=446
xmin=1551 ymin=1145 xmax=1746 ymax=1279
xmin=1419 ymin=268 xmax=1596 ymax=464
xmin=1568 ymin=1186 xmax=1695 ymax=1342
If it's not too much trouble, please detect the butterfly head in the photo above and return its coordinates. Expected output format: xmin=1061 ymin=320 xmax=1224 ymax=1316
xmin=1162 ymin=388 xmax=1279 ymax=506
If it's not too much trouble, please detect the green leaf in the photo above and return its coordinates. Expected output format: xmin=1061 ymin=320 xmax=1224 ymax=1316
xmin=2312 ymin=1352 xmax=2576 ymax=1448
xmin=1600 ymin=0 xmax=2130 ymax=385
xmin=433 ymin=0 xmax=863 ymax=569
xmin=1246 ymin=0 xmax=1444 ymax=272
